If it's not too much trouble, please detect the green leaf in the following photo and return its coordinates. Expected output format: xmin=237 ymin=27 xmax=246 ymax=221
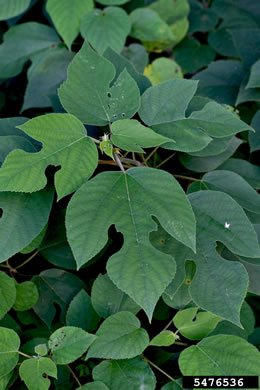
xmin=46 ymin=0 xmax=93 ymax=49
xmin=0 ymin=22 xmax=60 ymax=79
xmin=20 ymin=224 xmax=48 ymax=254
xmin=0 ymin=327 xmax=20 ymax=377
xmin=87 ymin=311 xmax=149 ymax=359
xmin=208 ymin=28 xmax=238 ymax=58
xmin=202 ymin=170 xmax=260 ymax=213
xmin=193 ymin=60 xmax=246 ymax=105
xmin=0 ymin=0 xmax=30 ymax=20
xmin=249 ymin=109 xmax=260 ymax=153
xmin=179 ymin=136 xmax=242 ymax=172
xmin=236 ymin=73 xmax=260 ymax=105
xmin=0 ymin=114 xmax=98 ymax=200
xmin=111 ymin=119 xmax=172 ymax=152
xmin=66 ymin=167 xmax=196 ymax=319
xmin=93 ymin=357 xmax=156 ymax=390
xmin=188 ymin=0 xmax=218 ymax=33
xmin=22 ymin=48 xmax=74 ymax=111
xmin=77 ymin=383 xmax=109 ymax=390
xmin=35 ymin=344 xmax=48 ymax=357
xmin=138 ymin=79 xmax=198 ymax=126
xmin=121 ymin=43 xmax=148 ymax=73
xmin=147 ymin=0 xmax=190 ymax=50
xmin=161 ymin=382 xmax=182 ymax=390
xmin=13 ymin=282 xmax=39 ymax=312
xmin=39 ymin=209 xmax=76 ymax=270
xmin=0 ymin=187 xmax=53 ymax=263
xmin=19 ymin=357 xmax=57 ymax=390
xmin=59 ymin=42 xmax=140 ymax=126
xmin=49 ymin=326 xmax=96 ymax=364
xmin=81 ymin=7 xmax=131 ymax=54
xmin=231 ymin=29 xmax=260 ymax=69
xmin=0 ymin=371 xmax=13 ymax=390
xmin=96 ymin=0 xmax=129 ymax=5
xmin=173 ymin=307 xmax=221 ymax=340
xmin=32 ymin=269 xmax=85 ymax=327
xmin=91 ymin=273 xmax=140 ymax=319
xmin=247 ymin=59 xmax=260 ymax=88
xmin=153 ymin=191 xmax=260 ymax=325
xmin=129 ymin=8 xmax=173 ymax=43
xmin=0 ymin=273 xmax=16 ymax=320
xmin=66 ymin=289 xmax=100 ymax=332
xmin=188 ymin=191 xmax=260 ymax=324
xmin=174 ymin=37 xmax=216 ymax=75
xmin=179 ymin=335 xmax=260 ymax=375
xmin=149 ymin=330 xmax=177 ymax=347
xmin=150 ymin=97 xmax=250 ymax=153
xmin=218 ymin=159 xmax=260 ymax=190
xmin=144 ymin=57 xmax=183 ymax=85
xmin=209 ymin=301 xmax=255 ymax=340
xmin=103 ymin=46 xmax=151 ymax=94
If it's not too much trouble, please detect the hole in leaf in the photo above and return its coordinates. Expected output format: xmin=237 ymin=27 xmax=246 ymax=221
xmin=107 ymin=92 xmax=112 ymax=98
xmin=0 ymin=208 xmax=2 ymax=218
xmin=121 ymin=113 xmax=126 ymax=117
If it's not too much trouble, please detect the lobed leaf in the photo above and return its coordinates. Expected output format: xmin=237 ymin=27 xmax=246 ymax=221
xmin=0 ymin=114 xmax=98 ymax=200
xmin=19 ymin=357 xmax=57 ymax=390
xmin=59 ymin=42 xmax=140 ymax=126
xmin=66 ymin=167 xmax=196 ymax=319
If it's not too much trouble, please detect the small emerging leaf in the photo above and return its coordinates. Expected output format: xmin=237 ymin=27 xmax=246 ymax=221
xmin=150 ymin=330 xmax=177 ymax=347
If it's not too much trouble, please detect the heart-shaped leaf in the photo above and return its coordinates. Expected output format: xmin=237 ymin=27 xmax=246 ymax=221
xmin=87 ymin=311 xmax=149 ymax=359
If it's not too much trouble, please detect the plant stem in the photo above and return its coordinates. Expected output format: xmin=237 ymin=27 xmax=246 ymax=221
xmin=173 ymin=174 xmax=201 ymax=182
xmin=142 ymin=355 xmax=178 ymax=383
xmin=122 ymin=158 xmax=142 ymax=166
xmin=66 ymin=365 xmax=82 ymax=388
xmin=143 ymin=146 xmax=159 ymax=164
xmin=16 ymin=250 xmax=39 ymax=270
xmin=162 ymin=318 xmax=174 ymax=332
xmin=155 ymin=152 xmax=176 ymax=169
xmin=175 ymin=341 xmax=189 ymax=346
xmin=114 ymin=153 xmax=126 ymax=173
xmin=88 ymin=136 xmax=100 ymax=144
xmin=98 ymin=160 xmax=130 ymax=169
xmin=18 ymin=351 xmax=32 ymax=358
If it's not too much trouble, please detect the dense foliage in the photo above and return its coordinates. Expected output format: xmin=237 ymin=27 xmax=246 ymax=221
xmin=0 ymin=0 xmax=260 ymax=389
